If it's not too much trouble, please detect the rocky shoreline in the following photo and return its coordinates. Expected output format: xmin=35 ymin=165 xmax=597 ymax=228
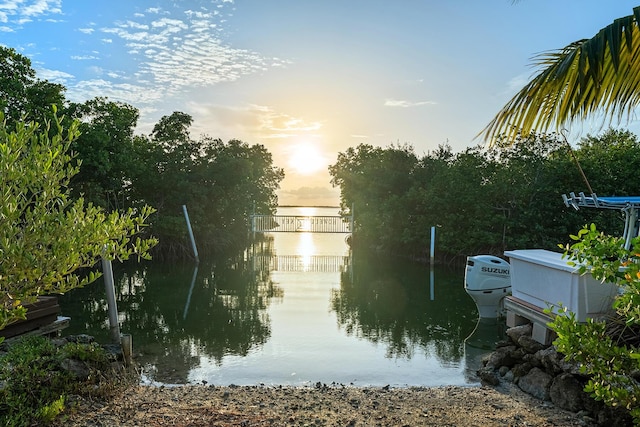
xmin=476 ymin=323 xmax=631 ymax=426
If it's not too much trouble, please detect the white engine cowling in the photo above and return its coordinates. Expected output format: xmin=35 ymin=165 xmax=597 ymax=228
xmin=465 ymin=255 xmax=511 ymax=318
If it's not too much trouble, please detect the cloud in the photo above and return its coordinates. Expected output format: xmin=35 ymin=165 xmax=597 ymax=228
xmin=503 ymin=72 xmax=531 ymax=96
xmin=0 ymin=0 xmax=62 ymax=26
xmin=145 ymin=7 xmax=166 ymax=15
xmin=278 ymin=186 xmax=340 ymax=206
xmin=106 ymin=71 xmax=121 ymax=78
xmin=185 ymin=102 xmax=323 ymax=143
xmin=66 ymin=79 xmax=166 ymax=105
xmin=120 ymin=20 xmax=149 ymax=30
xmin=254 ymin=106 xmax=322 ymax=138
xmin=3 ymin=0 xmax=291 ymax=140
xmin=488 ymin=72 xmax=532 ymax=101
xmin=150 ymin=17 xmax=185 ymax=30
xmin=101 ymin=27 xmax=150 ymax=42
xmin=71 ymin=55 xmax=98 ymax=60
xmin=384 ymin=99 xmax=437 ymax=108
xmin=22 ymin=0 xmax=61 ymax=16
xmin=36 ymin=67 xmax=74 ymax=84
xmin=94 ymin=2 xmax=289 ymax=106
xmin=185 ymin=102 xmax=264 ymax=139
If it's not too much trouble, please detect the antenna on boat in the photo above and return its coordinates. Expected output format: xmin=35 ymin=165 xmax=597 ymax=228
xmin=561 ymin=129 xmax=594 ymax=196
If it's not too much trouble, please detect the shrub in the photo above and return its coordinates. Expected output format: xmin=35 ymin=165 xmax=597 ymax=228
xmin=550 ymin=224 xmax=640 ymax=423
xmin=0 ymin=335 xmax=123 ymax=426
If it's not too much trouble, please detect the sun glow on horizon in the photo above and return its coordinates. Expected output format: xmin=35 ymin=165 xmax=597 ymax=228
xmin=287 ymin=142 xmax=327 ymax=176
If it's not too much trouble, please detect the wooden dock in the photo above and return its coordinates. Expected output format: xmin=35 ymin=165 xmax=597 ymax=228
xmin=251 ymin=214 xmax=352 ymax=233
xmin=1 ymin=296 xmax=70 ymax=341
xmin=504 ymin=295 xmax=556 ymax=345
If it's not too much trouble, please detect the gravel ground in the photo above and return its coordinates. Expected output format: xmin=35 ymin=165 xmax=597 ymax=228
xmin=56 ymin=383 xmax=597 ymax=426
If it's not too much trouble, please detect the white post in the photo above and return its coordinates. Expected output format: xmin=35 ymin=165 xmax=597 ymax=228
xmin=102 ymin=258 xmax=121 ymax=344
xmin=430 ymin=267 xmax=435 ymax=301
xmin=182 ymin=205 xmax=199 ymax=263
xmin=182 ymin=264 xmax=199 ymax=320
xmin=430 ymin=226 xmax=436 ymax=267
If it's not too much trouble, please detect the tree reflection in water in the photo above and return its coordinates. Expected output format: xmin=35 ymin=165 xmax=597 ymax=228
xmin=59 ymin=233 xmax=480 ymax=386
xmin=58 ymin=255 xmax=283 ymax=384
xmin=330 ymin=252 xmax=478 ymax=363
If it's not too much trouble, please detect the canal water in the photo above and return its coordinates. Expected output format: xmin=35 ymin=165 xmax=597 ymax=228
xmin=58 ymin=207 xmax=505 ymax=387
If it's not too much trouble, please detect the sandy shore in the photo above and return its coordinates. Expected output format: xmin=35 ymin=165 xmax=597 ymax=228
xmin=57 ymin=383 xmax=597 ymax=426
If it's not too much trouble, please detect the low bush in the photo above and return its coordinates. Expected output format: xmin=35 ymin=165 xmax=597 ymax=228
xmin=551 ymin=224 xmax=640 ymax=424
xmin=0 ymin=335 xmax=130 ymax=426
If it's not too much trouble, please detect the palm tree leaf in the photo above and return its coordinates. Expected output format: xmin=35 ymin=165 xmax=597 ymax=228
xmin=481 ymin=6 xmax=640 ymax=144
xmin=605 ymin=20 xmax=621 ymax=71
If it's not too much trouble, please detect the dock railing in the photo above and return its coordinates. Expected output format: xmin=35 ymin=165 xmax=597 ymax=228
xmin=251 ymin=214 xmax=352 ymax=234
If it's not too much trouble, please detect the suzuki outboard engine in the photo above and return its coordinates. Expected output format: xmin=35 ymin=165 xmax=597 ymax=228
xmin=464 ymin=255 xmax=511 ymax=318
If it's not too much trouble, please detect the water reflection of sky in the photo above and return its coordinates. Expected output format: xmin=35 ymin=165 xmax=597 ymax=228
xmin=59 ymin=206 xmax=500 ymax=387
xmin=185 ymin=207 xmax=487 ymax=387
xmin=296 ymin=233 xmax=314 ymax=271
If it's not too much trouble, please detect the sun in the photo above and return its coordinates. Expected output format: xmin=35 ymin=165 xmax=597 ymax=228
xmin=288 ymin=142 xmax=327 ymax=175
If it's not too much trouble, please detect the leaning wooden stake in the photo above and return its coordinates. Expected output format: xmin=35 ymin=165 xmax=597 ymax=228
xmin=183 ymin=205 xmax=199 ymax=263
xmin=102 ymin=258 xmax=121 ymax=344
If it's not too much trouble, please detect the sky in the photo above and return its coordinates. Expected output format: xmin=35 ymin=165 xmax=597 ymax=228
xmin=2 ymin=1 xmax=639 ymax=206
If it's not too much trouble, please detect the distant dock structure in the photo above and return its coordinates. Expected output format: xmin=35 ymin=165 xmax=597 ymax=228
xmin=250 ymin=213 xmax=353 ymax=234
xmin=248 ymin=208 xmax=354 ymax=274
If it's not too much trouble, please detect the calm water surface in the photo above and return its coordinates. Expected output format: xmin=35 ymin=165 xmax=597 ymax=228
xmin=58 ymin=207 xmax=505 ymax=387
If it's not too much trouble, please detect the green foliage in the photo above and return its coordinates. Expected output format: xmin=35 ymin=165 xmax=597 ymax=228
xmin=150 ymin=110 xmax=193 ymax=148
xmin=0 ymin=47 xmax=286 ymax=261
xmin=560 ymin=223 xmax=628 ymax=285
xmin=128 ymin=112 xmax=284 ymax=258
xmin=0 ymin=113 xmax=157 ymax=330
xmin=329 ymin=143 xmax=418 ymax=252
xmin=0 ymin=46 xmax=65 ymax=129
xmin=64 ymin=97 xmax=140 ymax=209
xmin=0 ymin=336 xmax=113 ymax=426
xmin=550 ymin=224 xmax=640 ymax=423
xmin=328 ymin=129 xmax=640 ymax=262
xmin=577 ymin=129 xmax=640 ymax=197
xmin=37 ymin=396 xmax=66 ymax=423
xmin=60 ymin=340 xmax=109 ymax=363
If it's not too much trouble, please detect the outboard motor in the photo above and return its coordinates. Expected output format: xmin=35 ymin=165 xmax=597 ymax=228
xmin=464 ymin=255 xmax=511 ymax=318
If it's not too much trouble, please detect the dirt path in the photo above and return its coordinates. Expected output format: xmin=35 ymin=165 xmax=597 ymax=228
xmin=58 ymin=384 xmax=596 ymax=426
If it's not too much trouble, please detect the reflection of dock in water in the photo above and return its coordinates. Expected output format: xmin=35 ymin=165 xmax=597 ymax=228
xmin=252 ymin=255 xmax=351 ymax=273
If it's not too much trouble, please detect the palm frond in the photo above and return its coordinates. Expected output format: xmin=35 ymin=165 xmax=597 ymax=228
xmin=481 ymin=6 xmax=640 ymax=144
